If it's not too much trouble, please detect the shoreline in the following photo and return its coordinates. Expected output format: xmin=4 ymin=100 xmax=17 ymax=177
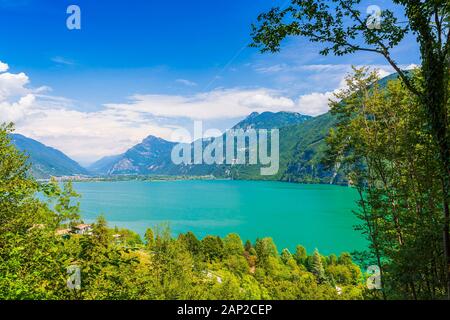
xmin=38 ymin=175 xmax=351 ymax=187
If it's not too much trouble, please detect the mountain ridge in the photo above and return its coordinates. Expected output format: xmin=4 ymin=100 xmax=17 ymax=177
xmin=10 ymin=111 xmax=339 ymax=183
xmin=87 ymin=110 xmax=336 ymax=182
xmin=10 ymin=134 xmax=89 ymax=179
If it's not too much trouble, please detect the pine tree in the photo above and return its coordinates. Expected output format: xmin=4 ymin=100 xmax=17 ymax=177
xmin=251 ymin=0 xmax=450 ymax=298
xmin=244 ymin=240 xmax=253 ymax=252
xmin=294 ymin=245 xmax=307 ymax=266
xmin=281 ymin=248 xmax=293 ymax=264
xmin=312 ymin=249 xmax=326 ymax=283
xmin=145 ymin=228 xmax=155 ymax=249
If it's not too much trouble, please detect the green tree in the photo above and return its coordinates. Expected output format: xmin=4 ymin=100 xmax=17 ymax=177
xmin=42 ymin=178 xmax=81 ymax=227
xmin=150 ymin=226 xmax=198 ymax=299
xmin=145 ymin=228 xmax=155 ymax=248
xmin=0 ymin=123 xmax=50 ymax=233
xmin=255 ymin=238 xmax=278 ymax=268
xmin=280 ymin=248 xmax=293 ymax=264
xmin=244 ymin=240 xmax=253 ymax=252
xmin=201 ymin=236 xmax=224 ymax=261
xmin=0 ymin=124 xmax=65 ymax=299
xmin=325 ymin=68 xmax=448 ymax=299
xmin=294 ymin=245 xmax=307 ymax=266
xmin=115 ymin=228 xmax=142 ymax=246
xmin=338 ymin=253 xmax=353 ymax=266
xmin=0 ymin=123 xmax=367 ymax=300
xmin=328 ymin=254 xmax=338 ymax=266
xmin=311 ymin=249 xmax=326 ymax=283
xmin=251 ymin=0 xmax=450 ymax=298
xmin=223 ymin=233 xmax=244 ymax=256
xmin=179 ymin=231 xmax=202 ymax=256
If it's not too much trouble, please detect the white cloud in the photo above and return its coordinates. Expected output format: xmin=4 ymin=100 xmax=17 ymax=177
xmin=175 ymin=79 xmax=198 ymax=87
xmin=405 ymin=64 xmax=419 ymax=70
xmin=0 ymin=94 xmax=36 ymax=123
xmin=105 ymin=88 xmax=297 ymax=120
xmin=256 ymin=64 xmax=351 ymax=74
xmin=0 ymin=64 xmax=330 ymax=162
xmin=16 ymin=106 xmax=175 ymax=164
xmin=298 ymin=64 xmax=349 ymax=72
xmin=255 ymin=62 xmax=416 ymax=75
xmin=0 ymin=71 xmax=30 ymax=102
xmin=51 ymin=56 xmax=75 ymax=66
xmin=2 ymin=60 xmax=417 ymax=163
xmin=253 ymin=62 xmax=416 ymax=95
xmin=0 ymin=61 xmax=344 ymax=163
xmin=296 ymin=92 xmax=334 ymax=116
xmin=0 ymin=63 xmax=178 ymax=164
xmin=0 ymin=61 xmax=9 ymax=72
xmin=0 ymin=64 xmax=56 ymax=123
xmin=0 ymin=62 xmax=36 ymax=122
xmin=255 ymin=64 xmax=287 ymax=74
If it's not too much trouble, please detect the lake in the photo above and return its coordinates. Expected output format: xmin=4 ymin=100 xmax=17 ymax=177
xmin=73 ymin=180 xmax=366 ymax=255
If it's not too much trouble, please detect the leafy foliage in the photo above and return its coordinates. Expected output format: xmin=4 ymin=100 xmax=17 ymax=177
xmin=251 ymin=0 xmax=450 ymax=298
xmin=11 ymin=133 xmax=88 ymax=179
xmin=0 ymin=125 xmax=366 ymax=299
xmin=325 ymin=68 xmax=449 ymax=299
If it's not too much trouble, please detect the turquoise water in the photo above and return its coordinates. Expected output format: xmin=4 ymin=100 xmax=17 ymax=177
xmin=73 ymin=180 xmax=365 ymax=255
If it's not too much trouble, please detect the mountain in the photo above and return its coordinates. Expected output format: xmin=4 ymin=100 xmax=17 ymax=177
xmin=10 ymin=134 xmax=89 ymax=179
xmin=233 ymin=111 xmax=312 ymax=130
xmin=88 ymin=111 xmax=338 ymax=183
xmin=86 ymin=154 xmax=123 ymax=175
xmin=227 ymin=71 xmax=401 ymax=184
xmin=89 ymin=135 xmax=177 ymax=175
xmin=176 ymin=111 xmax=339 ymax=183
xmin=221 ymin=112 xmax=340 ymax=183
xmin=279 ymin=112 xmax=340 ymax=183
xmin=88 ymin=111 xmax=313 ymax=176
xmin=15 ymin=75 xmax=396 ymax=183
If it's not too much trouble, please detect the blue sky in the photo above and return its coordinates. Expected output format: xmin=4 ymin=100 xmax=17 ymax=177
xmin=0 ymin=0 xmax=420 ymax=164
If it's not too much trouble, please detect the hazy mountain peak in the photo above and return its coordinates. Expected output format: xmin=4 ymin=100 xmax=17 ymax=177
xmin=142 ymin=135 xmax=165 ymax=144
xmin=10 ymin=133 xmax=89 ymax=179
xmin=233 ymin=111 xmax=312 ymax=130
xmin=246 ymin=111 xmax=260 ymax=119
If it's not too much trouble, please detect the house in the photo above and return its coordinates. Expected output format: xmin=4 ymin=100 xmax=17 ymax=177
xmin=55 ymin=228 xmax=72 ymax=240
xmin=73 ymin=224 xmax=93 ymax=235
xmin=112 ymin=234 xmax=122 ymax=244
xmin=55 ymin=228 xmax=71 ymax=236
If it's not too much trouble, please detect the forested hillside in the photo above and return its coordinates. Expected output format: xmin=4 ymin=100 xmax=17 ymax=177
xmin=11 ymin=134 xmax=89 ymax=179
xmin=0 ymin=124 xmax=366 ymax=299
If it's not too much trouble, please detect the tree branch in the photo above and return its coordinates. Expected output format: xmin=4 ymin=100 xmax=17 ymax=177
xmin=338 ymin=0 xmax=422 ymax=97
xmin=435 ymin=5 xmax=442 ymax=49
xmin=380 ymin=51 xmax=421 ymax=97
xmin=308 ymin=33 xmax=383 ymax=54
